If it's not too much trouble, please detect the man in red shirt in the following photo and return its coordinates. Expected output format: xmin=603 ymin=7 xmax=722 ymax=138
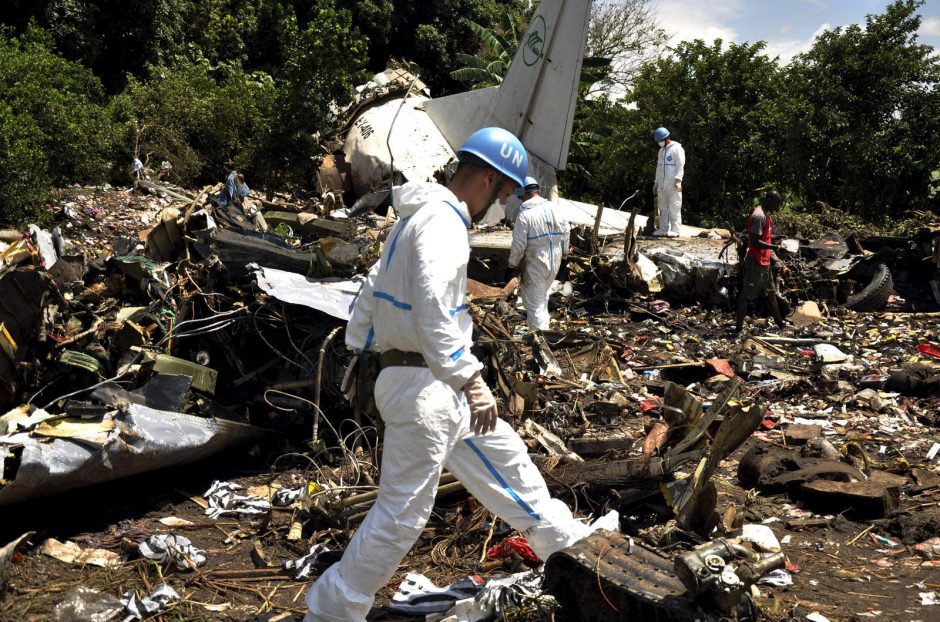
xmin=735 ymin=190 xmax=787 ymax=333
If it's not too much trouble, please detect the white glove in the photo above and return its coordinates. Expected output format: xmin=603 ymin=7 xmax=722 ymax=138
xmin=463 ymin=372 xmax=498 ymax=435
xmin=674 ymin=180 xmax=682 ymax=193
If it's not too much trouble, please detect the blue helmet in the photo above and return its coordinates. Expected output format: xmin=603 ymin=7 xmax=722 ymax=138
xmin=457 ymin=127 xmax=529 ymax=188
xmin=654 ymin=127 xmax=670 ymax=142
xmin=523 ymin=176 xmax=540 ymax=191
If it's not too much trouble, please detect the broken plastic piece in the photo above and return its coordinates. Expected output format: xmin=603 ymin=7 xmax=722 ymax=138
xmin=54 ymin=586 xmax=124 ymax=622
xmin=138 ymin=534 xmax=206 ymax=570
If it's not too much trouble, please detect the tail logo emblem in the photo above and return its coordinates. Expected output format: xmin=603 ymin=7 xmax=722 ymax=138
xmin=523 ymin=15 xmax=546 ymax=66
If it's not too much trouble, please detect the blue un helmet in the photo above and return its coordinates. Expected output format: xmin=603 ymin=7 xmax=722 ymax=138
xmin=654 ymin=127 xmax=670 ymax=142
xmin=515 ymin=176 xmax=539 ymax=199
xmin=457 ymin=127 xmax=529 ymax=188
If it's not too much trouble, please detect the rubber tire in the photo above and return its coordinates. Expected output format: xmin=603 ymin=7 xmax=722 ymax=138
xmin=845 ymin=263 xmax=893 ymax=311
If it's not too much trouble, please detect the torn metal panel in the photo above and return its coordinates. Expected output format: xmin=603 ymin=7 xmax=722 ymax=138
xmin=316 ymin=154 xmax=351 ymax=195
xmin=546 ymin=530 xmax=770 ymax=621
xmin=46 ymin=254 xmax=86 ymax=290
xmin=58 ymin=350 xmax=104 ymax=375
xmin=343 ymin=96 xmax=455 ymax=197
xmin=468 ymin=209 xmax=715 ymax=260
xmin=262 ymin=212 xmax=357 ymax=240
xmin=0 ymin=531 xmax=34 ymax=595
xmin=531 ymin=331 xmax=562 ymax=377
xmin=153 ymin=354 xmax=218 ymax=394
xmin=0 ymin=404 xmax=266 ymax=507
xmin=143 ymin=208 xmax=183 ymax=261
xmin=91 ymin=374 xmax=192 ymax=412
xmin=211 ymin=228 xmax=313 ymax=276
xmin=252 ymin=264 xmax=362 ymax=321
xmin=28 ymin=225 xmax=58 ymax=269
xmin=522 ymin=419 xmax=583 ymax=463
xmin=648 ymin=247 xmax=733 ymax=306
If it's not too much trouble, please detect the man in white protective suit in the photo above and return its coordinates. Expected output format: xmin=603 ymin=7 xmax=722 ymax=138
xmin=507 ymin=176 xmax=569 ymax=331
xmin=304 ymin=127 xmax=617 ymax=622
xmin=652 ymin=126 xmax=686 ymax=237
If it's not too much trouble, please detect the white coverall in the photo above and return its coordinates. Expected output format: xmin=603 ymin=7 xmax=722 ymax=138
xmin=305 ymin=182 xmax=607 ymax=622
xmin=654 ymin=140 xmax=685 ymax=237
xmin=508 ymin=196 xmax=570 ymax=331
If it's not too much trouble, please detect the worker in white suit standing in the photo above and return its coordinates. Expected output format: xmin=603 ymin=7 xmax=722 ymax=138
xmin=652 ymin=127 xmax=686 ymax=237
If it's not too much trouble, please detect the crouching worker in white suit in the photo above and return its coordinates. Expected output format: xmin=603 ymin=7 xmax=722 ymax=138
xmin=304 ymin=127 xmax=616 ymax=622
xmin=507 ymin=176 xmax=569 ymax=331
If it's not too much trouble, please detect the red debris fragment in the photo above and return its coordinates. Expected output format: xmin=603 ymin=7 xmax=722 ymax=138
xmin=917 ymin=342 xmax=940 ymax=359
xmin=486 ymin=535 xmax=542 ymax=568
xmin=705 ymin=359 xmax=735 ymax=378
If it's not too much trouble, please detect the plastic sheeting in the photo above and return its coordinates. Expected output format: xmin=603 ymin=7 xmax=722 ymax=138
xmin=251 ymin=264 xmax=362 ymax=321
xmin=0 ymin=404 xmax=266 ymax=507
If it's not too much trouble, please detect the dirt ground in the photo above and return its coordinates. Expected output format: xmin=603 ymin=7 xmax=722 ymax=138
xmin=2 ymin=430 xmax=938 ymax=622
xmin=2 ymin=193 xmax=939 ymax=622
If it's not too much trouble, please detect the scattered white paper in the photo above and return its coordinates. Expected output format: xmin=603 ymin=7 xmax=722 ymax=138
xmin=741 ymin=524 xmax=782 ymax=553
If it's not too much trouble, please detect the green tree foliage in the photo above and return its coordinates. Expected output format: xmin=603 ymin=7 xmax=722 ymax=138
xmin=0 ymin=0 xmax=517 ymax=208
xmin=114 ymin=1 xmax=366 ymax=189
xmin=450 ymin=17 xmax=519 ymax=87
xmin=5 ymin=0 xmax=191 ymax=92
xmin=783 ymin=0 xmax=940 ymax=219
xmin=248 ymin=4 xmax=368 ymax=188
xmin=567 ymin=0 xmax=939 ymax=228
xmin=340 ymin=0 xmax=527 ymax=95
xmin=0 ymin=26 xmax=112 ymax=184
xmin=0 ymin=25 xmax=113 ymax=223
xmin=563 ymin=39 xmax=786 ymax=226
xmin=116 ymin=64 xmax=276 ymax=185
xmin=0 ymin=0 xmax=936 ymax=230
xmin=0 ymin=102 xmax=50 ymax=224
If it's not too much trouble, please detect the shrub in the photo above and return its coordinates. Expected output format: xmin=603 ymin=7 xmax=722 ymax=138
xmin=0 ymin=102 xmax=50 ymax=225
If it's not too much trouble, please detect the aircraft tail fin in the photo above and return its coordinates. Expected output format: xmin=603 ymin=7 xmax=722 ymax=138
xmin=424 ymin=0 xmax=590 ymax=171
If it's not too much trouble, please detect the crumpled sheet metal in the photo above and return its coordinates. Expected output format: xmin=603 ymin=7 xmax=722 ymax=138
xmin=0 ymin=404 xmax=266 ymax=507
xmin=252 ymin=264 xmax=362 ymax=321
xmin=648 ymin=247 xmax=731 ymax=306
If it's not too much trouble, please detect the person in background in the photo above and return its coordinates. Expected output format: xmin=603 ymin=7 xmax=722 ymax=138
xmin=735 ymin=189 xmax=789 ymax=333
xmin=652 ymin=127 xmax=685 ymax=237
xmin=507 ymin=176 xmax=569 ymax=331
xmin=216 ymin=170 xmax=252 ymax=211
